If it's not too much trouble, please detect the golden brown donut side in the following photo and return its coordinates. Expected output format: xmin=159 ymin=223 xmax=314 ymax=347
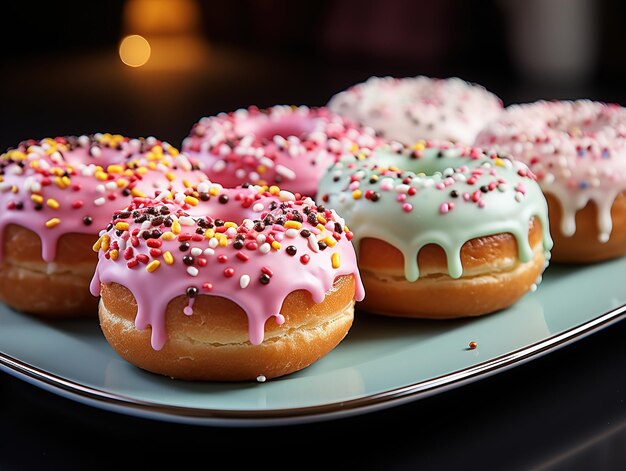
xmin=98 ymin=275 xmax=357 ymax=381
xmin=545 ymin=192 xmax=626 ymax=263
xmin=0 ymin=224 xmax=98 ymax=317
xmin=357 ymin=218 xmax=546 ymax=318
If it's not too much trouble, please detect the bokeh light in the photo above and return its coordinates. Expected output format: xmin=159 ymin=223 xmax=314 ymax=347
xmin=119 ymin=35 xmax=151 ymax=67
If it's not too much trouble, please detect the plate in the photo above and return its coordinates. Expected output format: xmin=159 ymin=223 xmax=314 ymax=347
xmin=2 ymin=257 xmax=626 ymax=427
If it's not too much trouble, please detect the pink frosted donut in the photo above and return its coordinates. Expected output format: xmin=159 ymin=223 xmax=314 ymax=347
xmin=181 ymin=105 xmax=380 ymax=196
xmin=90 ymin=183 xmax=364 ymax=381
xmin=475 ymin=99 xmax=626 ymax=262
xmin=0 ymin=133 xmax=208 ymax=317
xmin=328 ymin=76 xmax=503 ymax=145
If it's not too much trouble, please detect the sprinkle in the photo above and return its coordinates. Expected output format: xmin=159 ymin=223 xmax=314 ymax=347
xmin=45 ymin=217 xmax=61 ymax=228
xmin=271 ymin=240 xmax=281 ymax=250
xmin=440 ymin=202 xmax=450 ymax=214
xmin=115 ymin=221 xmax=129 ymax=231
xmin=402 ymin=203 xmax=413 ymax=212
xmin=300 ymin=254 xmax=310 ymax=264
xmin=146 ymin=260 xmax=161 ymax=273
xmin=256 ymin=375 xmax=267 ymax=383
xmin=240 ymin=274 xmax=250 ymax=288
xmin=202 ymin=282 xmax=213 ymax=291
xmin=284 ymin=220 xmax=302 ymax=230
xmin=185 ymin=195 xmax=199 ymax=206
xmin=172 ymin=220 xmax=181 ymax=234
xmin=468 ymin=341 xmax=478 ymax=350
xmin=163 ymin=251 xmax=174 ymax=265
xmin=46 ymin=198 xmax=60 ymax=209
xmin=109 ymin=249 xmax=119 ymax=261
xmin=224 ymin=267 xmax=235 ymax=277
xmin=331 ymin=252 xmax=341 ymax=268
xmin=187 ymin=266 xmax=199 ymax=277
xmin=94 ymin=197 xmax=106 ymax=206
xmin=31 ymin=194 xmax=44 ymax=204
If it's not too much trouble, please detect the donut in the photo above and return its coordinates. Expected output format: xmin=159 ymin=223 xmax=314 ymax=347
xmin=317 ymin=140 xmax=552 ymax=319
xmin=327 ymin=76 xmax=503 ymax=145
xmin=475 ymin=99 xmax=626 ymax=263
xmin=181 ymin=105 xmax=380 ymax=196
xmin=0 ymin=134 xmax=207 ymax=317
xmin=90 ymin=183 xmax=364 ymax=381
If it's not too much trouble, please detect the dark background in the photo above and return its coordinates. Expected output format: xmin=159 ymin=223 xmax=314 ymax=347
xmin=2 ymin=1 xmax=626 ymax=469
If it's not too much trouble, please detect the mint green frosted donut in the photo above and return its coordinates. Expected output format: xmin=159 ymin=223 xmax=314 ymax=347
xmin=318 ymin=141 xmax=553 ymax=283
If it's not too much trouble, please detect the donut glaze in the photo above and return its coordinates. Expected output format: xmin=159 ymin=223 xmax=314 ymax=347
xmin=0 ymin=134 xmax=207 ymax=316
xmin=328 ymin=76 xmax=503 ymax=145
xmin=90 ymin=183 xmax=364 ymax=351
xmin=475 ymin=100 xmax=626 ymax=262
xmin=181 ymin=105 xmax=380 ymax=196
xmin=318 ymin=141 xmax=552 ymax=317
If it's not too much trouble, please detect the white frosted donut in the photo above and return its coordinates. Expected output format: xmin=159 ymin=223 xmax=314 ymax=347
xmin=328 ymin=76 xmax=503 ymax=145
xmin=475 ymin=99 xmax=626 ymax=263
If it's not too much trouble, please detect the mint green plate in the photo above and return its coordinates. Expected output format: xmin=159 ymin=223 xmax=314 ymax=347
xmin=1 ymin=257 xmax=626 ymax=427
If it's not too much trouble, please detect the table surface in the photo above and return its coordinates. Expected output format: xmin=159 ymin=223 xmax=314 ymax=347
xmin=2 ymin=44 xmax=626 ymax=471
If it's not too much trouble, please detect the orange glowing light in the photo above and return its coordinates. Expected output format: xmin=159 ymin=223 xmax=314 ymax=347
xmin=119 ymin=35 xmax=151 ymax=67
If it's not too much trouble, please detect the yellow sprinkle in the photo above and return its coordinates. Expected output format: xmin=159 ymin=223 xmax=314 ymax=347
xmin=109 ymin=249 xmax=119 ymax=261
xmin=61 ymin=176 xmax=71 ymax=187
xmin=495 ymin=158 xmax=505 ymax=167
xmin=168 ymin=147 xmax=179 ymax=156
xmin=131 ymin=188 xmax=146 ymax=198
xmin=165 ymin=172 xmax=175 ymax=182
xmin=317 ymin=214 xmax=327 ymax=225
xmin=11 ymin=185 xmax=18 ymax=193
xmin=46 ymin=198 xmax=60 ymax=209
xmin=350 ymin=143 xmax=359 ymax=153
xmin=257 ymin=165 xmax=267 ymax=174
xmin=323 ymin=236 xmax=337 ymax=247
xmin=136 ymin=167 xmax=148 ymax=176
xmin=31 ymin=194 xmax=44 ymax=204
xmin=183 ymin=179 xmax=192 ymax=189
xmin=162 ymin=231 xmax=176 ymax=241
xmin=45 ymin=217 xmax=61 ymax=229
xmin=209 ymin=186 xmax=220 ymax=196
xmin=352 ymin=190 xmax=362 ymax=200
xmin=123 ymin=169 xmax=135 ymax=177
xmin=271 ymin=241 xmax=281 ymax=250
xmin=146 ymin=260 xmax=161 ymax=273
xmin=269 ymin=185 xmax=280 ymax=195
xmin=117 ymin=178 xmax=129 ymax=188
xmin=184 ymin=195 xmax=199 ymax=206
xmin=92 ymin=234 xmax=104 ymax=252
xmin=204 ymin=228 xmax=215 ymax=239
xmin=101 ymin=235 xmax=110 ymax=252
xmin=284 ymin=220 xmax=302 ymax=230
xmin=316 ymin=223 xmax=325 ymax=232
xmin=331 ymin=252 xmax=341 ymax=269
xmin=224 ymin=221 xmax=238 ymax=228
xmin=152 ymin=145 xmax=163 ymax=155
xmin=163 ymin=251 xmax=174 ymax=265
xmin=218 ymin=235 xmax=228 ymax=247
xmin=107 ymin=164 xmax=124 ymax=174
xmin=147 ymin=161 xmax=157 ymax=170
xmin=172 ymin=220 xmax=181 ymax=234
xmin=115 ymin=221 xmax=129 ymax=231
xmin=412 ymin=140 xmax=426 ymax=151
xmin=95 ymin=171 xmax=109 ymax=181
xmin=29 ymin=160 xmax=39 ymax=169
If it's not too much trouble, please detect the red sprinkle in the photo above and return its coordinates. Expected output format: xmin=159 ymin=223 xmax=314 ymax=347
xmin=236 ymin=252 xmax=249 ymax=262
xmin=131 ymin=236 xmax=139 ymax=247
xmin=261 ymin=266 xmax=273 ymax=277
xmin=245 ymin=241 xmax=259 ymax=250
xmin=217 ymin=255 xmax=228 ymax=263
xmin=197 ymin=257 xmax=208 ymax=267
xmin=149 ymin=248 xmax=162 ymax=258
xmin=127 ymin=259 xmax=138 ymax=269
xmin=123 ymin=247 xmax=134 ymax=260
xmin=71 ymin=200 xmax=84 ymax=209
xmin=136 ymin=254 xmax=149 ymax=264
xmin=300 ymin=254 xmax=310 ymax=264
xmin=202 ymin=282 xmax=213 ymax=291
xmin=146 ymin=239 xmax=162 ymax=248
xmin=224 ymin=267 xmax=235 ymax=277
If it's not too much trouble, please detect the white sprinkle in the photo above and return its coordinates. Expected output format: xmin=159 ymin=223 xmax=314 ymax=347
xmin=208 ymin=238 xmax=219 ymax=249
xmin=197 ymin=181 xmax=210 ymax=194
xmin=203 ymin=248 xmax=215 ymax=256
xmin=256 ymin=375 xmax=267 ymax=383
xmin=190 ymin=247 xmax=203 ymax=256
xmin=105 ymin=181 xmax=117 ymax=191
xmin=308 ymin=234 xmax=319 ymax=252
xmin=256 ymin=234 xmax=266 ymax=244
xmin=212 ymin=160 xmax=226 ymax=173
xmin=179 ymin=216 xmax=195 ymax=226
xmin=259 ymin=243 xmax=271 ymax=254
xmin=95 ymin=184 xmax=105 ymax=194
xmin=279 ymin=190 xmax=296 ymax=202
xmin=94 ymin=197 xmax=106 ymax=206
xmin=187 ymin=266 xmax=199 ymax=277
xmin=285 ymin=228 xmax=299 ymax=238
xmin=240 ymin=274 xmax=250 ymax=289
xmin=252 ymin=202 xmax=264 ymax=212
xmin=276 ymin=164 xmax=297 ymax=181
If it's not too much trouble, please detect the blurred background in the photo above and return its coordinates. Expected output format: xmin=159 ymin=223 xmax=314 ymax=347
xmin=2 ymin=0 xmax=626 ymax=151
